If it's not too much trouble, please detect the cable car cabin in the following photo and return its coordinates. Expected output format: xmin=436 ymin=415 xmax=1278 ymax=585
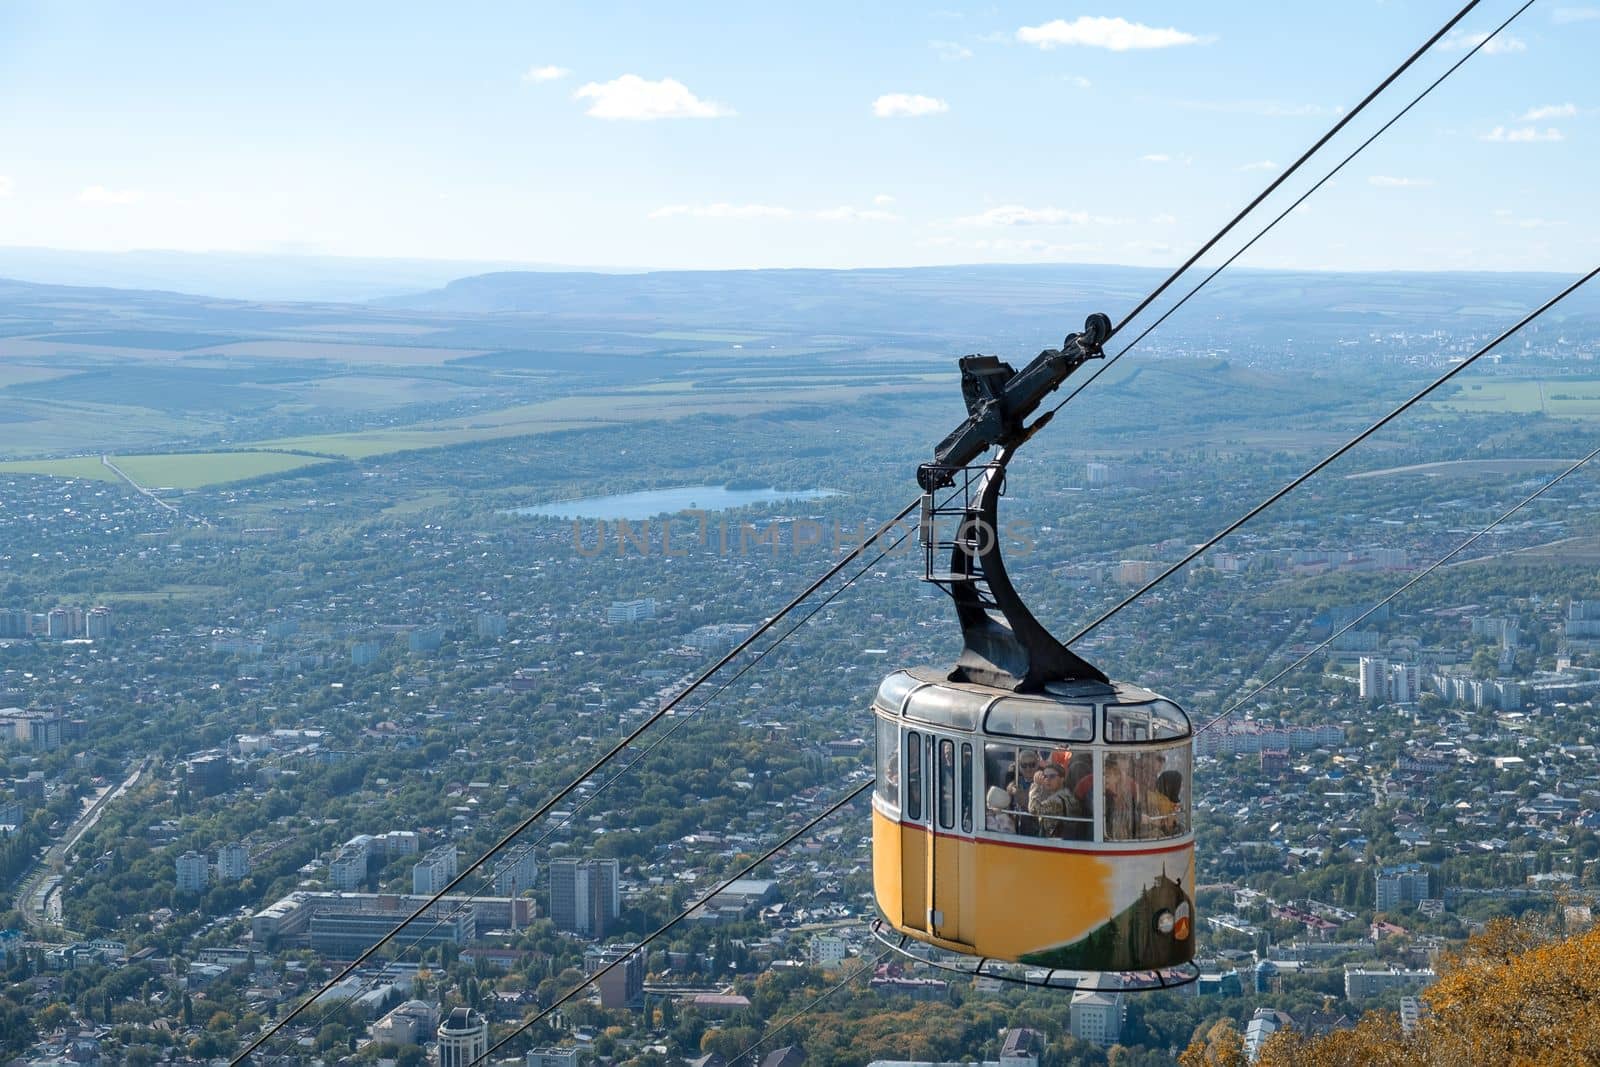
xmin=871 ymin=667 xmax=1195 ymax=974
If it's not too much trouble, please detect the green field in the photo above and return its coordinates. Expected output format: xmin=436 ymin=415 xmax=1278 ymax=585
xmin=0 ymin=451 xmax=334 ymax=488
xmin=1435 ymin=379 xmax=1600 ymax=416
xmin=262 ymin=421 xmax=617 ymax=460
xmin=0 ymin=456 xmax=115 ymax=481
xmin=257 ymin=379 xmax=943 ymax=459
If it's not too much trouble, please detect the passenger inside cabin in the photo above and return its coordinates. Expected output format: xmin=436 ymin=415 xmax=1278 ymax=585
xmin=1102 ymin=755 xmax=1142 ymax=841
xmin=985 ymin=786 xmax=1015 ymax=833
xmin=1008 ymin=749 xmax=1045 ymax=835
xmin=1148 ymin=769 xmax=1184 ymax=836
xmin=1027 ymin=763 xmax=1082 ymax=839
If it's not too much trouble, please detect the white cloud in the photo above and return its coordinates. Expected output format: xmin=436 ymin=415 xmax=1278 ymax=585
xmin=1067 ymin=75 xmax=1092 ymax=89
xmin=975 ymin=237 xmax=1097 ymax=256
xmin=873 ymin=194 xmax=896 ymax=206
xmin=1553 ymin=6 xmax=1600 ymax=22
xmin=930 ymin=40 xmax=972 ymax=61
xmin=1480 ymin=125 xmax=1565 ymax=142
xmin=1017 ymin=15 xmax=1206 ymax=51
xmin=574 ymin=75 xmax=734 ymax=120
xmin=1238 ymin=160 xmax=1278 ymax=172
xmin=79 ymin=185 xmax=142 ymax=204
xmin=873 ymin=93 xmax=949 ymax=118
xmin=1141 ymin=153 xmax=1171 ymax=163
xmin=649 ymin=203 xmax=791 ymax=219
xmin=523 ymin=65 xmax=570 ymax=83
xmin=1521 ymin=103 xmax=1577 ymax=120
xmin=952 ymin=204 xmax=1127 ymax=227
xmin=0 ymin=176 xmax=12 ymax=198
xmin=815 ymin=206 xmax=900 ymax=222
xmin=1368 ymin=175 xmax=1435 ymax=188
xmin=1149 ymin=213 xmax=1177 ymax=224
xmin=957 ymin=204 xmax=1088 ymax=227
xmin=1441 ymin=30 xmax=1527 ymax=54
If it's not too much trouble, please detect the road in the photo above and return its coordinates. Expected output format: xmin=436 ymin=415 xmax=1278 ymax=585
xmin=12 ymin=758 xmax=150 ymax=937
xmin=101 ymin=454 xmax=211 ymax=527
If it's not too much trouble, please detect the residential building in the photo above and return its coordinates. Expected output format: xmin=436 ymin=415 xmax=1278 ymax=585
xmin=0 ymin=609 xmax=27 ymax=638
xmin=351 ymin=639 xmax=384 ymax=666
xmin=607 ymin=598 xmax=657 ymax=624
xmin=1375 ymin=863 xmax=1431 ymax=911
xmin=593 ymin=947 xmax=644 ymax=1010
xmin=329 ymin=845 xmax=368 ymax=891
xmin=999 ymin=1027 xmax=1041 ymax=1066
xmin=550 ymin=858 xmax=620 ymax=937
xmin=0 ymin=709 xmax=63 ymax=751
xmin=437 ymin=1007 xmax=488 ymax=1067
xmin=176 ymin=851 xmax=209 ymax=893
xmin=216 ymin=841 xmax=250 ymax=882
xmin=1359 ymin=657 xmax=1385 ymax=701
xmin=1344 ymin=965 xmax=1436 ymax=1004
xmin=492 ymin=849 xmax=538 ymax=897
xmin=1244 ymin=1009 xmax=1293 ymax=1061
xmin=1399 ymin=996 xmax=1423 ymax=1035
xmin=185 ymin=754 xmax=231 ymax=796
xmin=413 ymin=844 xmax=459 ymax=894
xmin=407 ymin=624 xmax=444 ymax=653
xmin=84 ymin=605 xmax=112 ymax=639
xmin=1360 ymin=658 xmax=1419 ymax=703
xmin=370 ymin=999 xmax=437 ymax=1046
xmin=1070 ymin=986 xmax=1123 ymax=1047
xmin=810 ymin=934 xmax=848 ymax=966
xmin=477 ymin=612 xmax=508 ymax=639
xmin=527 ymin=1050 xmax=581 ymax=1067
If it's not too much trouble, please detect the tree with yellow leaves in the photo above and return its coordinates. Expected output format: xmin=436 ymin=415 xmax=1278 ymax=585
xmin=1178 ymin=1018 xmax=1247 ymax=1067
xmin=1183 ymin=916 xmax=1600 ymax=1067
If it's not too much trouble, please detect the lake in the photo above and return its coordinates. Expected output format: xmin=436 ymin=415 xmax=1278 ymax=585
xmin=507 ymin=485 xmax=839 ymax=521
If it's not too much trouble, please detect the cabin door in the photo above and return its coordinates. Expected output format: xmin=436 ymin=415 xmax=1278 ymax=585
xmin=899 ymin=728 xmax=931 ymax=932
xmin=929 ymin=736 xmax=972 ymax=946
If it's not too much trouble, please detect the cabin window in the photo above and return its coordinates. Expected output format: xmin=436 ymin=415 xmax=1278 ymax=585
xmin=1104 ymin=699 xmax=1190 ymax=743
xmin=982 ymin=742 xmax=1092 ymax=841
xmin=1101 ymin=747 xmax=1191 ymax=841
xmin=905 ymin=731 xmax=924 ymax=822
xmin=985 ymin=697 xmax=1094 ymax=743
xmin=937 ymin=738 xmax=956 ymax=830
xmin=960 ymin=742 xmax=974 ymax=833
xmin=902 ymin=685 xmax=982 ymax=730
xmin=875 ymin=714 xmax=899 ymax=807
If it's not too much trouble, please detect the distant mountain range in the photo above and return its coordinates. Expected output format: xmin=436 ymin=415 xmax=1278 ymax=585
xmin=0 ymin=246 xmax=626 ymax=304
xmin=0 ymin=255 xmax=1594 ymax=349
xmin=381 ymin=264 xmax=1599 ymax=342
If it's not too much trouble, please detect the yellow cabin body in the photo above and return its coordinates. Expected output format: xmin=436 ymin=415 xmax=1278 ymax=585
xmin=871 ymin=668 xmax=1195 ymax=973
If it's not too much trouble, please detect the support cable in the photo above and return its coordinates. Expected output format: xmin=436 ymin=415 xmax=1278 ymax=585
xmin=1105 ymin=0 xmax=1483 ymax=341
xmin=1045 ymin=0 xmax=1537 ymax=420
xmin=1067 ymin=266 xmax=1600 ymax=648
xmin=471 ymin=780 xmax=875 ymax=1065
xmin=1195 ymin=442 xmax=1600 ymax=736
xmin=280 ymin=520 xmax=920 ymax=1053
xmin=230 ymin=502 xmax=912 ymax=1065
xmin=236 ymin=8 xmax=1510 ymax=1060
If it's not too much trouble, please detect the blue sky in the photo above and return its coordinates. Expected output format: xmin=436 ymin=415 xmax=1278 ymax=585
xmin=0 ymin=1 xmax=1592 ymax=272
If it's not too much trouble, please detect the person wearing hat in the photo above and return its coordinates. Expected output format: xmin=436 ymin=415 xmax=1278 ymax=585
xmin=985 ymin=786 xmax=1016 ymax=833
